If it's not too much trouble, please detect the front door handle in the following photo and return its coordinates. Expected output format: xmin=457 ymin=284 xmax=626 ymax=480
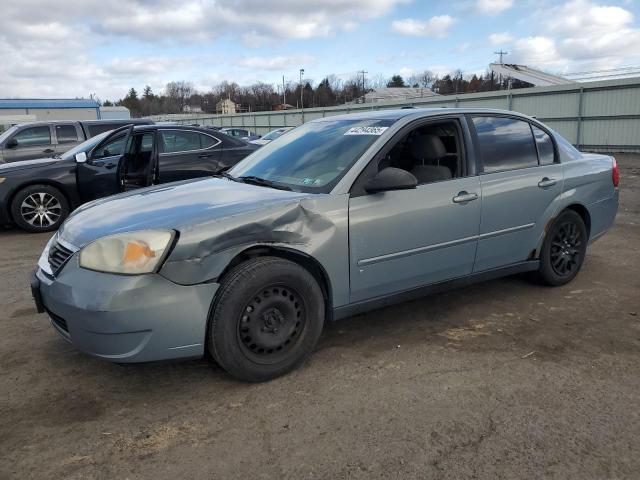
xmin=453 ymin=191 xmax=479 ymax=204
xmin=538 ymin=177 xmax=557 ymax=188
xmin=43 ymin=148 xmax=54 ymax=154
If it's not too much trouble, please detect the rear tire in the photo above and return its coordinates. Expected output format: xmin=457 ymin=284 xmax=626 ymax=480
xmin=537 ymin=209 xmax=588 ymax=286
xmin=208 ymin=257 xmax=325 ymax=382
xmin=11 ymin=184 xmax=69 ymax=233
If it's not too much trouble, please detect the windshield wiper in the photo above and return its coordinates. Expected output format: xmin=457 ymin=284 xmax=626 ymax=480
xmin=239 ymin=176 xmax=292 ymax=191
xmin=215 ymin=171 xmax=243 ymax=182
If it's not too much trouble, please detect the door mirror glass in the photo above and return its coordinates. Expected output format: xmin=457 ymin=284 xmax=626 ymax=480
xmin=5 ymin=138 xmax=18 ymax=149
xmin=364 ymin=167 xmax=417 ymax=194
xmin=75 ymin=152 xmax=87 ymax=163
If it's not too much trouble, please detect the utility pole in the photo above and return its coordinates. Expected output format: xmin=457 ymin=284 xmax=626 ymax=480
xmin=282 ymin=75 xmax=286 ymax=107
xmin=494 ymin=50 xmax=508 ymax=89
xmin=358 ymin=70 xmax=368 ymax=103
xmin=494 ymin=50 xmax=508 ymax=64
xmin=299 ymin=69 xmax=305 ymax=108
xmin=299 ymin=68 xmax=305 ymax=121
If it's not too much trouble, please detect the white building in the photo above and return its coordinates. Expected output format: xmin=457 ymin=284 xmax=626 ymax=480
xmin=99 ymin=105 xmax=131 ymax=119
xmin=216 ymin=98 xmax=237 ymax=114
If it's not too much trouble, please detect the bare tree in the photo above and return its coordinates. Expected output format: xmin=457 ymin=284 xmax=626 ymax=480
xmin=165 ymin=81 xmax=195 ymax=113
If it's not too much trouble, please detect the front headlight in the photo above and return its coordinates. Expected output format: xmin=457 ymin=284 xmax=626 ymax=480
xmin=79 ymin=230 xmax=175 ymax=274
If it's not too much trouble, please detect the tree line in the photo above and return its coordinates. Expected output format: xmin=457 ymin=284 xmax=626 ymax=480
xmin=106 ymin=70 xmax=532 ymax=117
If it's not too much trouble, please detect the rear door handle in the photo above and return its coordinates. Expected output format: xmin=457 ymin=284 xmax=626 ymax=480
xmin=453 ymin=191 xmax=479 ymax=204
xmin=538 ymin=177 xmax=557 ymax=188
xmin=43 ymin=148 xmax=54 ymax=154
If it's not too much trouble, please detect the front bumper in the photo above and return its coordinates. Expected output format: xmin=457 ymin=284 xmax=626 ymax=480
xmin=34 ymin=256 xmax=219 ymax=363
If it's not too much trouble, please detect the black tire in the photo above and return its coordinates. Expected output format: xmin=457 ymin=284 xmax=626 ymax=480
xmin=11 ymin=184 xmax=70 ymax=233
xmin=208 ymin=257 xmax=325 ymax=382
xmin=538 ymin=209 xmax=588 ymax=286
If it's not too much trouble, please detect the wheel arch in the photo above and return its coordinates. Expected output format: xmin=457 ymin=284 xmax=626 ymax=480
xmin=564 ymin=203 xmax=592 ymax=238
xmin=218 ymin=245 xmax=334 ymax=320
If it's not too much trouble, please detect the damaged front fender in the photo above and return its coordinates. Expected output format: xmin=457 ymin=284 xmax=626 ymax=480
xmin=159 ymin=194 xmax=351 ymax=308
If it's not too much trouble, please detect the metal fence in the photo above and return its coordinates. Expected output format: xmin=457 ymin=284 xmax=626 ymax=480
xmin=150 ymin=77 xmax=640 ymax=152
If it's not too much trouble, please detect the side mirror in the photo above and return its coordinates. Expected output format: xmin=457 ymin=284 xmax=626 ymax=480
xmin=5 ymin=138 xmax=18 ymax=149
xmin=364 ymin=167 xmax=417 ymax=194
xmin=75 ymin=152 xmax=87 ymax=163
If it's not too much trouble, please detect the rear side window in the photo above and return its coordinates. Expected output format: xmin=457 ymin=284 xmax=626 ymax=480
xmin=200 ymin=133 xmax=220 ymax=149
xmin=13 ymin=126 xmax=51 ymax=147
xmin=56 ymin=124 xmax=78 ymax=143
xmin=472 ymin=116 xmax=538 ymax=174
xmin=160 ymin=130 xmax=202 ymax=153
xmin=531 ymin=125 xmax=555 ymax=165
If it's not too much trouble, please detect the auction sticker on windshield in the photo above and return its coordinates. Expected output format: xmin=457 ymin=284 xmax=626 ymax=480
xmin=344 ymin=126 xmax=389 ymax=136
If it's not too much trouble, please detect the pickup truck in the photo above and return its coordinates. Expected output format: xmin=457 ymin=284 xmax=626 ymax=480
xmin=0 ymin=119 xmax=152 ymax=164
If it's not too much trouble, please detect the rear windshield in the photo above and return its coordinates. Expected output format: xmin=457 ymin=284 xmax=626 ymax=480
xmin=229 ymin=119 xmax=394 ymax=193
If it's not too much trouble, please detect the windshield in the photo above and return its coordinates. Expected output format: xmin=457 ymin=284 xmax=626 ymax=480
xmin=59 ymin=130 xmax=112 ymax=160
xmin=0 ymin=126 xmax=19 ymax=144
xmin=229 ymin=119 xmax=394 ymax=193
xmin=262 ymin=128 xmax=290 ymax=141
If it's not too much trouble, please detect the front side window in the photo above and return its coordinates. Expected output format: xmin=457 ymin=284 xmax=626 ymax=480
xmin=531 ymin=125 xmax=555 ymax=166
xmin=376 ymin=120 xmax=464 ymax=185
xmin=60 ymin=131 xmax=111 ymax=160
xmin=56 ymin=124 xmax=78 ymax=143
xmin=13 ymin=126 xmax=51 ymax=147
xmin=160 ymin=130 xmax=202 ymax=153
xmin=229 ymin=119 xmax=394 ymax=193
xmin=472 ymin=116 xmax=538 ymax=174
xmin=92 ymin=134 xmax=131 ymax=159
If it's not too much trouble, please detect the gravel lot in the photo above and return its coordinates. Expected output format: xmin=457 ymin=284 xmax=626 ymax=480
xmin=1 ymin=155 xmax=639 ymax=480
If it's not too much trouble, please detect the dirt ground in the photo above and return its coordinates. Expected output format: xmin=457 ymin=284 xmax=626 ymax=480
xmin=1 ymin=155 xmax=639 ymax=480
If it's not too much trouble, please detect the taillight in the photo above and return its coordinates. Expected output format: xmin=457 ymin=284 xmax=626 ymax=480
xmin=612 ymin=157 xmax=619 ymax=187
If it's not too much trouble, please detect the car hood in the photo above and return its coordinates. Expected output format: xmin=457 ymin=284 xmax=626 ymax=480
xmin=58 ymin=177 xmax=314 ymax=247
xmin=0 ymin=157 xmax=62 ymax=173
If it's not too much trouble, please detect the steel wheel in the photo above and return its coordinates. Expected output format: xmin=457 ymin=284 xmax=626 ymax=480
xmin=208 ymin=256 xmax=325 ymax=382
xmin=237 ymin=284 xmax=306 ymax=364
xmin=549 ymin=220 xmax=583 ymax=277
xmin=20 ymin=192 xmax=62 ymax=228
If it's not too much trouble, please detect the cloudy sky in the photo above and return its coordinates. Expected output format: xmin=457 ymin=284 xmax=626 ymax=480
xmin=1 ymin=0 xmax=639 ymax=100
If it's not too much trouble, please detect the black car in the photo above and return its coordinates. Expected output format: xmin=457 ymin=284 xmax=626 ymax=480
xmin=0 ymin=125 xmax=258 ymax=232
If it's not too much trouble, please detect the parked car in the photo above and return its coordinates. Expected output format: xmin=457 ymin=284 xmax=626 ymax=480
xmin=250 ymin=127 xmax=294 ymax=146
xmin=220 ymin=128 xmax=260 ymax=141
xmin=0 ymin=125 xmax=258 ymax=232
xmin=31 ymin=108 xmax=619 ymax=382
xmin=0 ymin=119 xmax=153 ymax=164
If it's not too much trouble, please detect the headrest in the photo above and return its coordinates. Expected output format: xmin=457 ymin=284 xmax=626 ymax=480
xmin=409 ymin=134 xmax=447 ymax=161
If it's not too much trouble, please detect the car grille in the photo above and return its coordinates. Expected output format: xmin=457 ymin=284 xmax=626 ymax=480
xmin=48 ymin=310 xmax=68 ymax=332
xmin=48 ymin=241 xmax=74 ymax=275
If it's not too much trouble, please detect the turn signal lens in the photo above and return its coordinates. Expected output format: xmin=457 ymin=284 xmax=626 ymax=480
xmin=79 ymin=230 xmax=174 ymax=274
